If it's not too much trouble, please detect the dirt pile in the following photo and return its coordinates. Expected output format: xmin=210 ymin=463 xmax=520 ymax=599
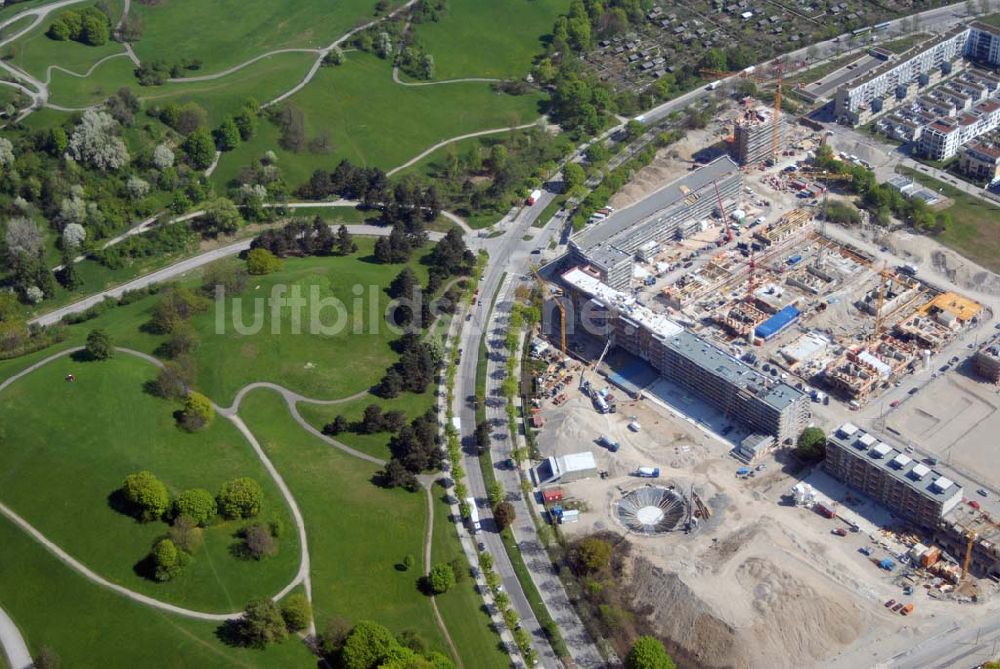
xmin=626 ymin=520 xmax=868 ymax=669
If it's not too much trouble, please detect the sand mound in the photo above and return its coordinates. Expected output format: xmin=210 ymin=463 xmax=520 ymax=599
xmin=627 ymin=520 xmax=868 ymax=669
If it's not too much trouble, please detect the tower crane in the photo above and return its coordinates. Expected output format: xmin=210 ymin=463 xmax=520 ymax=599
xmin=771 ymin=60 xmax=783 ymax=165
xmin=531 ymin=268 xmax=567 ymax=355
xmin=870 ymin=262 xmax=894 ymax=346
xmin=746 ymin=246 xmax=757 ymax=303
xmin=714 ymin=180 xmax=733 ymax=243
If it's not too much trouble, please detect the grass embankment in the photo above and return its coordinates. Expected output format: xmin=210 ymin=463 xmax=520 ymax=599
xmin=896 ymin=167 xmax=1000 ymax=274
xmin=785 ymin=51 xmax=863 ymax=87
xmin=0 ymin=514 xmax=314 ymax=667
xmin=6 ymin=0 xmax=126 ymax=81
xmin=879 ymin=33 xmax=930 ymax=55
xmin=429 ymin=484 xmax=510 ymax=669
xmin=237 ymin=390 xmax=447 ymax=650
xmin=213 ymin=52 xmax=546 ymax=188
xmin=130 ymin=0 xmax=391 ymax=72
xmin=405 ymin=0 xmax=566 ymax=80
xmin=187 ymin=238 xmax=432 ymax=405
xmin=0 ymin=354 xmax=300 ymax=612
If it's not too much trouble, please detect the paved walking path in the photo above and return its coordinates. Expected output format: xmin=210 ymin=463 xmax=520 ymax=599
xmin=386 ymin=121 xmax=542 ymax=176
xmin=0 ymin=604 xmax=31 ymax=669
xmin=391 ymin=66 xmax=499 ymax=87
xmin=0 ymin=347 xmax=313 ymax=624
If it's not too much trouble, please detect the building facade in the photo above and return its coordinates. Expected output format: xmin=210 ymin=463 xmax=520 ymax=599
xmin=824 ymin=423 xmax=963 ymax=528
xmin=560 ymin=266 xmax=809 ymax=443
xmin=959 ymin=141 xmax=1000 ymax=183
xmin=973 ymin=339 xmax=1000 ymax=383
xmin=569 ymin=156 xmax=742 ymax=289
xmin=733 ymin=105 xmax=789 ymax=165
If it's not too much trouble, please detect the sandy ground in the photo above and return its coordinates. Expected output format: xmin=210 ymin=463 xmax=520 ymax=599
xmin=533 ymin=366 xmax=1000 ymax=668
xmin=887 ymin=370 xmax=1000 ymax=490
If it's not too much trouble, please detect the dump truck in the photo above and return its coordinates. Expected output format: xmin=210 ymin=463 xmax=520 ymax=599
xmin=900 ymin=603 xmax=914 ymax=615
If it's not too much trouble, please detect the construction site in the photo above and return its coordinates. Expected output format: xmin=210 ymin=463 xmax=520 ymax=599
xmin=520 ymin=83 xmax=1000 ymax=667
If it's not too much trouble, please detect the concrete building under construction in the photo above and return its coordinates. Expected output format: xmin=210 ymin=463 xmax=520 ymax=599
xmin=568 ymin=156 xmax=742 ymax=289
xmin=973 ymin=338 xmax=1000 ymax=383
xmin=733 ymin=104 xmax=789 ymax=165
xmin=825 ymin=423 xmax=964 ymax=529
xmin=559 ymin=265 xmax=808 ymax=443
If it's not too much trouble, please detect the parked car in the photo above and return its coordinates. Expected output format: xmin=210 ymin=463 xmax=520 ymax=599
xmin=892 ymin=602 xmax=904 ymax=612
xmin=890 ymin=400 xmax=900 ymax=408
xmin=885 ymin=599 xmax=896 ymax=608
xmin=977 ymin=488 xmax=989 ymax=497
xmin=832 ymin=528 xmax=848 ymax=537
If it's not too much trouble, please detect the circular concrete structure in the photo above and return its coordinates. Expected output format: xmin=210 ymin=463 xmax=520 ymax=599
xmin=616 ymin=486 xmax=688 ymax=535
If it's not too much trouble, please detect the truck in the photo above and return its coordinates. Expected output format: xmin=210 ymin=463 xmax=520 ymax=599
xmin=594 ymin=395 xmax=610 ymax=414
xmin=598 ymin=435 xmax=620 ymax=452
xmin=900 ymin=603 xmax=914 ymax=615
xmin=814 ymin=501 xmax=837 ymax=519
xmin=465 ymin=497 xmax=480 ymax=533
xmin=706 ymin=80 xmax=721 ymax=90
xmin=899 ymin=263 xmax=918 ymax=276
xmin=637 ymin=467 xmax=661 ymax=478
xmin=527 ymin=189 xmax=542 ymax=206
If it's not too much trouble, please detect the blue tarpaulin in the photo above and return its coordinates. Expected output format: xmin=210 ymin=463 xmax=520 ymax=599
xmin=755 ymin=305 xmax=801 ymax=340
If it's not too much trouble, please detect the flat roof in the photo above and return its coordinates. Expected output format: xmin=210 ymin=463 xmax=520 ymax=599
xmin=829 ymin=424 xmax=964 ymax=504
xmin=559 ymin=451 xmax=597 ymax=472
xmin=844 ymin=24 xmax=970 ymax=92
xmin=562 ymin=266 xmax=684 ymax=340
xmin=570 ymin=156 xmax=740 ymax=253
xmin=663 ymin=330 xmax=805 ymax=411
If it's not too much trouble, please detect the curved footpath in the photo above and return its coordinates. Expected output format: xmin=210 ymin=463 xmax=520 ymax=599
xmin=28 ymin=225 xmax=446 ymax=328
xmin=391 ymin=66 xmax=499 ymax=87
xmin=0 ymin=347 xmax=311 ymax=624
xmin=0 ymin=604 xmax=31 ymax=669
xmin=386 ymin=121 xmax=542 ymax=177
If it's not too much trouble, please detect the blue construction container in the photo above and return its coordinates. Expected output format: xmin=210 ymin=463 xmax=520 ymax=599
xmin=755 ymin=305 xmax=801 ymax=341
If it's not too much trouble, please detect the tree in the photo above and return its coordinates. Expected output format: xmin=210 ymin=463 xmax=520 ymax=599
xmin=626 ymin=636 xmax=676 ymax=669
xmin=180 ymin=391 xmax=215 ymax=431
xmin=335 ymin=224 xmax=357 ymax=255
xmin=493 ymin=501 xmax=515 ymax=531
xmin=214 ymin=117 xmax=241 ymax=151
xmin=67 ymin=109 xmax=129 ymax=171
xmin=183 ymin=128 xmax=216 ymax=169
xmin=323 ymin=415 xmax=349 ymax=435
xmin=402 ymin=554 xmax=415 ymax=571
xmin=243 ymin=523 xmax=278 ymax=559
xmin=57 ymin=250 xmax=81 ymax=290
xmin=563 ymin=161 xmax=585 ymax=193
xmin=218 ymin=477 xmax=264 ymax=519
xmin=4 ymin=217 xmax=43 ymax=260
xmin=126 ymin=175 xmax=150 ymax=200
xmin=487 ymin=481 xmax=504 ymax=507
xmin=571 ymin=536 xmax=613 ymax=574
xmin=360 ymin=404 xmax=386 ymax=433
xmin=427 ymin=562 xmax=455 ymax=594
xmin=152 ymin=537 xmax=186 ymax=581
xmin=85 ymin=328 xmax=113 ymax=360
xmin=474 ymin=420 xmax=491 ymax=454
xmin=121 ymin=470 xmax=170 ymax=521
xmin=341 ymin=620 xmax=397 ymax=669
xmin=320 ymin=616 xmax=352 ymax=655
xmin=378 ymin=458 xmax=420 ymax=491
xmin=281 ymin=593 xmax=311 ymax=632
xmin=168 ymin=514 xmax=204 ymax=553
xmin=246 ymin=248 xmax=282 ymax=275
xmin=239 ymin=599 xmax=287 ymax=649
xmin=152 ymin=143 xmax=175 ymax=169
xmin=234 ymin=107 xmax=257 ymax=140
xmin=796 ymin=426 xmax=826 ymax=461
xmin=199 ymin=198 xmax=242 ymax=237
xmin=62 ymin=222 xmax=87 ymax=250
xmin=174 ymin=488 xmax=216 ymax=525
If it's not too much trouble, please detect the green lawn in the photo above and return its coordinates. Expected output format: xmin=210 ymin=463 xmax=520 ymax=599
xmin=297 ymin=390 xmax=436 ymax=461
xmin=878 ymin=33 xmax=930 ymax=55
xmin=786 ymin=51 xmax=863 ymax=87
xmin=237 ymin=390 xmax=448 ymax=651
xmin=7 ymin=0 xmax=126 ymax=81
xmin=896 ymin=167 xmax=1000 ymax=274
xmin=0 ymin=513 xmax=314 ymax=667
xmin=0 ymin=353 xmax=300 ymax=612
xmin=407 ymin=0 xmax=566 ymax=80
xmin=131 ymin=0 xmax=395 ymax=73
xmin=429 ymin=484 xmax=510 ymax=669
xmin=212 ymin=52 xmax=546 ymax=188
xmin=187 ymin=239 xmax=431 ymax=405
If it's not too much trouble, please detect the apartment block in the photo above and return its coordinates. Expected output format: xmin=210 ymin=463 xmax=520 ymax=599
xmin=733 ymin=105 xmax=789 ymax=165
xmin=569 ymin=156 xmax=742 ymax=289
xmin=824 ymin=423 xmax=963 ymax=529
xmin=959 ymin=140 xmax=1000 ymax=183
xmin=560 ymin=266 xmax=808 ymax=443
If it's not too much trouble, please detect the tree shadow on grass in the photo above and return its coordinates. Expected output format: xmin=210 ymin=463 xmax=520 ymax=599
xmin=133 ymin=552 xmax=157 ymax=581
xmin=107 ymin=488 xmax=140 ymax=519
xmin=215 ymin=619 xmax=247 ymax=648
xmin=69 ymin=349 xmax=97 ymax=363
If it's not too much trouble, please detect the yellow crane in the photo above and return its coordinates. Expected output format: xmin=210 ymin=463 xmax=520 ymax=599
xmin=771 ymin=61 xmax=783 ymax=165
xmin=531 ymin=268 xmax=567 ymax=355
xmin=871 ymin=262 xmax=895 ymax=345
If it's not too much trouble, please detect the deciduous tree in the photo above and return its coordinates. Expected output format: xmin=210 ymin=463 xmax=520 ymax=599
xmin=218 ymin=477 xmax=264 ymax=519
